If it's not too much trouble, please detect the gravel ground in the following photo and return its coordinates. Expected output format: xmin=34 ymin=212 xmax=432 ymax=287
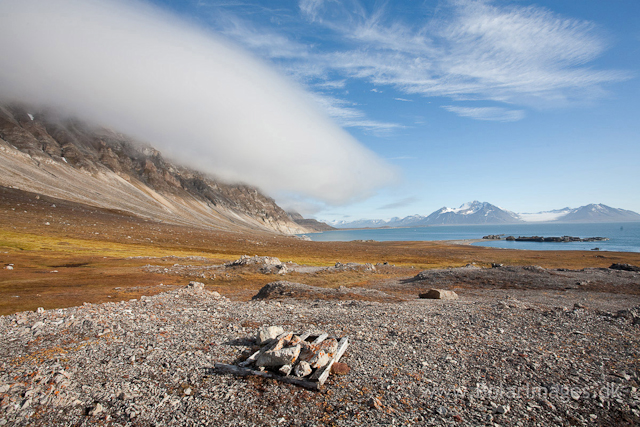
xmin=1 ymin=276 xmax=640 ymax=426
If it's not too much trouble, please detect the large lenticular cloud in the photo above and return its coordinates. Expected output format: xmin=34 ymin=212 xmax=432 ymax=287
xmin=0 ymin=0 xmax=396 ymax=205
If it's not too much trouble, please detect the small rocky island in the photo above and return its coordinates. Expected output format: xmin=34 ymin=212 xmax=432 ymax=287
xmin=481 ymin=235 xmax=610 ymax=242
xmin=510 ymin=236 xmax=609 ymax=242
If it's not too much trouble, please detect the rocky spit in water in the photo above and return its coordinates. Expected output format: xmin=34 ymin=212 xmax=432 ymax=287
xmin=1 ymin=278 xmax=640 ymax=426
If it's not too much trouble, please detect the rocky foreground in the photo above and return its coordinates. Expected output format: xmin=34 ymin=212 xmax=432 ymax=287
xmin=1 ymin=274 xmax=640 ymax=426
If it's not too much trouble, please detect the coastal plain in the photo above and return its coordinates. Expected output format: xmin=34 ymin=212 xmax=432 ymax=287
xmin=2 ymin=187 xmax=640 ymax=426
xmin=2 ymin=186 xmax=640 ymax=315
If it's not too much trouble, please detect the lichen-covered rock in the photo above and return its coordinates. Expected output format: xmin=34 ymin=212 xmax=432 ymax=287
xmin=309 ymin=350 xmax=331 ymax=369
xmin=294 ymin=361 xmax=312 ymax=377
xmin=255 ymin=345 xmax=301 ymax=368
xmin=318 ymin=338 xmax=338 ymax=356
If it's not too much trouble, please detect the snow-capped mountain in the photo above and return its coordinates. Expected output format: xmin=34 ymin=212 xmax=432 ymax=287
xmin=554 ymin=204 xmax=640 ymax=223
xmin=422 ymin=201 xmax=520 ymax=225
xmin=327 ymin=202 xmax=640 ymax=228
xmin=329 ymin=201 xmax=520 ymax=228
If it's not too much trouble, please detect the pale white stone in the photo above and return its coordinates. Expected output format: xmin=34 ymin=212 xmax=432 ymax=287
xmin=294 ymin=361 xmax=312 ymax=377
xmin=256 ymin=326 xmax=284 ymax=345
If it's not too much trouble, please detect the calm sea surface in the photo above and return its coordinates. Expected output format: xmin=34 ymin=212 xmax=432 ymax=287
xmin=302 ymin=222 xmax=640 ymax=253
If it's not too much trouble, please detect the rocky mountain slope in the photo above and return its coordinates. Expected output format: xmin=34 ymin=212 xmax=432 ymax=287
xmin=287 ymin=212 xmax=335 ymax=232
xmin=0 ymin=104 xmax=309 ymax=234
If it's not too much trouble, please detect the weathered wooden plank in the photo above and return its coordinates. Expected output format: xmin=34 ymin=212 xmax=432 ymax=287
xmin=298 ymin=331 xmax=311 ymax=341
xmin=311 ymin=337 xmax=349 ymax=385
xmin=276 ymin=331 xmax=294 ymax=341
xmin=239 ymin=349 xmax=261 ymax=367
xmin=214 ymin=363 xmax=319 ymax=390
xmin=311 ymin=333 xmax=328 ymax=345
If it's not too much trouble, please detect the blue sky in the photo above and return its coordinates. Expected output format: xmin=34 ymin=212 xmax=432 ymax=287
xmin=8 ymin=0 xmax=638 ymax=221
xmin=157 ymin=0 xmax=640 ymax=221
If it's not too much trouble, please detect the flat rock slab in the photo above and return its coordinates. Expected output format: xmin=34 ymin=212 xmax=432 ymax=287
xmin=419 ymin=289 xmax=459 ymax=300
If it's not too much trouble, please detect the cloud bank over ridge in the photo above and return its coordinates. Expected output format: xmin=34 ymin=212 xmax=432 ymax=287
xmin=0 ymin=0 xmax=396 ymax=205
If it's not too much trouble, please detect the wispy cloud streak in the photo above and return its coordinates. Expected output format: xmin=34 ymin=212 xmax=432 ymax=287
xmin=312 ymin=0 xmax=628 ymax=106
xmin=210 ymin=0 xmax=629 ymax=120
xmin=311 ymin=94 xmax=404 ymax=134
xmin=378 ymin=196 xmax=418 ymax=210
xmin=442 ymin=106 xmax=525 ymax=122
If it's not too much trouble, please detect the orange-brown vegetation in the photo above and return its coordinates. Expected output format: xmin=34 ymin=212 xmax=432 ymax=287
xmin=1 ymin=186 xmax=639 ymax=315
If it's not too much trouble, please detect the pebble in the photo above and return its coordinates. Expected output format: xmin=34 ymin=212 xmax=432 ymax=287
xmin=0 ymin=282 xmax=638 ymax=426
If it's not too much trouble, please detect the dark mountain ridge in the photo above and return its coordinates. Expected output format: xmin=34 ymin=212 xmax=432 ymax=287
xmin=0 ymin=103 xmax=310 ymax=234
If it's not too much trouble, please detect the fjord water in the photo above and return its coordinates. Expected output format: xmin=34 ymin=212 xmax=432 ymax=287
xmin=303 ymin=222 xmax=640 ymax=252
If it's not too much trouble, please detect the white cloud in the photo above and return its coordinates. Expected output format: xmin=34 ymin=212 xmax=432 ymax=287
xmin=299 ymin=0 xmax=326 ymax=22
xmin=394 ymin=98 xmax=413 ymax=102
xmin=314 ymin=80 xmax=347 ymax=89
xmin=442 ymin=106 xmax=525 ymax=122
xmin=0 ymin=0 xmax=397 ymax=205
xmin=311 ymin=94 xmax=403 ymax=134
xmin=288 ymin=0 xmax=628 ymax=113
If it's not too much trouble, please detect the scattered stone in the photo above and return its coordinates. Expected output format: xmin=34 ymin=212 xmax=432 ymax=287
xmin=368 ymin=397 xmax=383 ymax=410
xmin=89 ymin=402 xmax=104 ymax=416
xmin=494 ymin=405 xmax=509 ymax=414
xmin=539 ymin=400 xmax=555 ymax=411
xmin=187 ymin=281 xmax=204 ymax=291
xmin=0 ymin=275 xmax=638 ymax=426
xmin=331 ymin=362 xmax=350 ymax=375
xmin=419 ymin=289 xmax=459 ymax=300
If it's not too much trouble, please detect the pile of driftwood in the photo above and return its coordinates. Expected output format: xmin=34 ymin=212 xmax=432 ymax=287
xmin=214 ymin=327 xmax=349 ymax=390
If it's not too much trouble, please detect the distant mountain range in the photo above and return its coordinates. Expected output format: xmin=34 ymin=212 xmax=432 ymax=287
xmin=327 ymin=201 xmax=640 ymax=228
